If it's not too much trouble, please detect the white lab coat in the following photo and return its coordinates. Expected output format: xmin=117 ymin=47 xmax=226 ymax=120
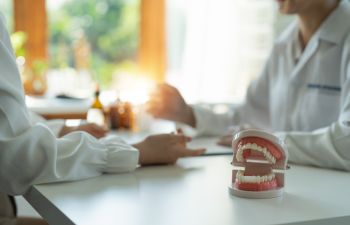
xmin=28 ymin=111 xmax=65 ymax=136
xmin=0 ymin=15 xmax=139 ymax=196
xmin=193 ymin=0 xmax=350 ymax=170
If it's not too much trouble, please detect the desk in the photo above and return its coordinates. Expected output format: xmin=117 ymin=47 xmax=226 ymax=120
xmin=26 ymin=96 xmax=90 ymax=119
xmin=23 ymin=141 xmax=350 ymax=225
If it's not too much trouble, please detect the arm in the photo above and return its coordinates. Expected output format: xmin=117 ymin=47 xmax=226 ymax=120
xmin=28 ymin=111 xmax=65 ymax=137
xmin=276 ymin=122 xmax=350 ymax=170
xmin=0 ymin=18 xmax=138 ymax=195
xmin=147 ymin=49 xmax=275 ymax=137
xmin=276 ymin=40 xmax=350 ymax=171
xmin=0 ymin=19 xmax=204 ymax=195
xmin=0 ymin=48 xmax=139 ymax=194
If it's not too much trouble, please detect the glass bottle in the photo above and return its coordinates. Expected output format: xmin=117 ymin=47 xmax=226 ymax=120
xmin=109 ymin=97 xmax=121 ymax=130
xmin=87 ymin=89 xmax=106 ymax=126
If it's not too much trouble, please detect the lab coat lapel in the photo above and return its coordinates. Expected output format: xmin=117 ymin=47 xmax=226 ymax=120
xmin=290 ymin=39 xmax=319 ymax=80
xmin=290 ymin=0 xmax=350 ymax=80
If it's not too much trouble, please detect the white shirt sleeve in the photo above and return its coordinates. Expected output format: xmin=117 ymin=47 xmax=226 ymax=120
xmin=28 ymin=111 xmax=65 ymax=137
xmin=0 ymin=17 xmax=139 ymax=196
xmin=192 ymin=105 xmax=236 ymax=136
xmin=274 ymin=37 xmax=350 ymax=171
xmin=275 ymin=121 xmax=350 ymax=171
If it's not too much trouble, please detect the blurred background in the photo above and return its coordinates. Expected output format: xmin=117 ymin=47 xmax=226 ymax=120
xmin=0 ymin=0 xmax=294 ymax=216
xmin=0 ymin=0 xmax=294 ymax=105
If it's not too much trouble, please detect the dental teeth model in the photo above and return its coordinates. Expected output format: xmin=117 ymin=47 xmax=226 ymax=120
xmin=229 ymin=129 xmax=288 ymax=198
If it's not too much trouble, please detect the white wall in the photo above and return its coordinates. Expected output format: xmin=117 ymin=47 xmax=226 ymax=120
xmin=166 ymin=0 xmax=294 ymax=104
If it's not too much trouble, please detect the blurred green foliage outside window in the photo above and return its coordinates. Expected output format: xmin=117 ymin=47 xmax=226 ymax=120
xmin=49 ymin=0 xmax=140 ymax=88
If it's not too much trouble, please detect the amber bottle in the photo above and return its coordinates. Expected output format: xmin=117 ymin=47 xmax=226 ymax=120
xmin=87 ymin=89 xmax=106 ymax=126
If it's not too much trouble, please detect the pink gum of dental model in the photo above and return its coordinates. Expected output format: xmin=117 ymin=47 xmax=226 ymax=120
xmin=229 ymin=129 xmax=288 ymax=199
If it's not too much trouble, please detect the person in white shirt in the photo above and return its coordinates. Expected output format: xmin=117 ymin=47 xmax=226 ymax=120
xmin=148 ymin=0 xmax=350 ymax=171
xmin=0 ymin=114 xmax=108 ymax=225
xmin=0 ymin=10 xmax=205 ymax=225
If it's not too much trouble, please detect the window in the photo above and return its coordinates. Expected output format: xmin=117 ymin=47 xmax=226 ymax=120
xmin=166 ymin=0 xmax=294 ymax=104
xmin=6 ymin=0 xmax=294 ymax=105
xmin=47 ymin=0 xmax=141 ymax=98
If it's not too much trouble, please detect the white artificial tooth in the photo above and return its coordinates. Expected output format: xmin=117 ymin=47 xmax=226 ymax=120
xmin=262 ymin=147 xmax=267 ymax=153
xmin=235 ymin=173 xmax=277 ymax=184
xmin=264 ymin=176 xmax=267 ymax=182
xmin=265 ymin=152 xmax=275 ymax=163
xmin=256 ymin=146 xmax=262 ymax=152
xmin=271 ymin=157 xmax=276 ymax=164
xmin=236 ymin=171 xmax=241 ymax=182
xmin=268 ymin=174 xmax=274 ymax=181
xmin=236 ymin=147 xmax=244 ymax=162
xmin=245 ymin=176 xmax=250 ymax=183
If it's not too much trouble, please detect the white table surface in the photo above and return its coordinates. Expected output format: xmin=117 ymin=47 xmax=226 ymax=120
xmin=26 ymin=96 xmax=90 ymax=115
xmin=110 ymin=120 xmax=232 ymax=155
xmin=24 ymin=143 xmax=350 ymax=225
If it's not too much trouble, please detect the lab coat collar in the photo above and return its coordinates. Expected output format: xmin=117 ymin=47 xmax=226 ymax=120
xmin=277 ymin=0 xmax=350 ymax=46
xmin=316 ymin=0 xmax=350 ymax=45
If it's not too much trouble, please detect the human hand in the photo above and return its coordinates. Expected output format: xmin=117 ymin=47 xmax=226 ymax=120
xmin=217 ymin=134 xmax=233 ymax=147
xmin=146 ymin=83 xmax=196 ymax=127
xmin=59 ymin=123 xmax=108 ymax=138
xmin=133 ymin=133 xmax=206 ymax=165
xmin=217 ymin=125 xmax=253 ymax=147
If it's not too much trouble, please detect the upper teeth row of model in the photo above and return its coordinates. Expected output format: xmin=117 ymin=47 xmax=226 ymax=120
xmin=236 ymin=143 xmax=276 ymax=164
xmin=235 ymin=170 xmax=275 ymax=183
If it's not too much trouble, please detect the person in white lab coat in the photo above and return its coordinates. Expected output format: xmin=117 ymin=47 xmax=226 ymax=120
xmin=148 ymin=0 xmax=350 ymax=171
xmin=0 ymin=11 xmax=205 ymax=225
xmin=0 ymin=113 xmax=108 ymax=225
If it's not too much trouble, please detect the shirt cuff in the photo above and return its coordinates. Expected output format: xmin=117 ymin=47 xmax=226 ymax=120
xmin=192 ymin=105 xmax=231 ymax=136
xmin=99 ymin=135 xmax=140 ymax=173
xmin=192 ymin=105 xmax=212 ymax=136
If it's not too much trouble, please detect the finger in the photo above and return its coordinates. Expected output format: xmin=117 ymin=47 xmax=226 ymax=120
xmin=217 ymin=141 xmax=231 ymax=147
xmin=90 ymin=126 xmax=107 ymax=134
xmin=148 ymin=94 xmax=163 ymax=102
xmin=146 ymin=105 xmax=161 ymax=116
xmin=92 ymin=132 xmax=106 ymax=139
xmin=86 ymin=124 xmax=108 ymax=136
xmin=176 ymin=128 xmax=183 ymax=134
xmin=173 ymin=134 xmax=192 ymax=143
xmin=170 ymin=128 xmax=183 ymax=135
xmin=89 ymin=124 xmax=108 ymax=134
xmin=149 ymin=109 xmax=167 ymax=119
xmin=150 ymin=84 xmax=169 ymax=98
xmin=179 ymin=148 xmax=206 ymax=157
xmin=217 ymin=136 xmax=233 ymax=147
xmin=161 ymin=83 xmax=178 ymax=95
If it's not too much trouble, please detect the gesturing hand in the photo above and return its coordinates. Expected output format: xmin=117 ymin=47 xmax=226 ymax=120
xmin=133 ymin=133 xmax=206 ymax=165
xmin=147 ymin=83 xmax=196 ymax=127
